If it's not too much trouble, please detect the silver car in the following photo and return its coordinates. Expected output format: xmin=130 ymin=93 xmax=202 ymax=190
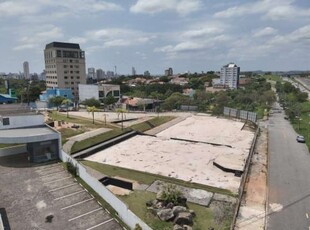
xmin=296 ymin=135 xmax=305 ymax=143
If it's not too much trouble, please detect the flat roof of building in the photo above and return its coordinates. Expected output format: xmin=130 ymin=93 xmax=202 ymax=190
xmin=45 ymin=42 xmax=80 ymax=49
xmin=0 ymin=104 xmax=37 ymax=116
xmin=0 ymin=126 xmax=59 ymax=143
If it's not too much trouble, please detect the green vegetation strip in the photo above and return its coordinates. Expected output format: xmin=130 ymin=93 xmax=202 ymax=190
xmin=81 ymin=160 xmax=234 ymax=196
xmin=0 ymin=143 xmax=21 ymax=149
xmin=71 ymin=116 xmax=175 ymax=153
xmin=71 ymin=128 xmax=131 ymax=153
xmin=130 ymin=116 xmax=175 ymax=132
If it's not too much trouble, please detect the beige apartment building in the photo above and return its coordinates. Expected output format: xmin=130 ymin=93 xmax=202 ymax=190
xmin=44 ymin=42 xmax=86 ymax=101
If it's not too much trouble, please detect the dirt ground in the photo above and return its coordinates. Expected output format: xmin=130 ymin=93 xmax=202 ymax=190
xmin=235 ymin=123 xmax=268 ymax=229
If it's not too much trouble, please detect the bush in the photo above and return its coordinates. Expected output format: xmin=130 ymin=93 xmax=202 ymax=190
xmin=66 ymin=159 xmax=78 ymax=177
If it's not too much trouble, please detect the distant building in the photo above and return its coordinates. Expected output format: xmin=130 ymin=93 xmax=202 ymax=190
xmin=144 ymin=70 xmax=150 ymax=77
xmin=170 ymin=76 xmax=188 ymax=86
xmin=44 ymin=41 xmax=87 ymax=101
xmin=132 ymin=67 xmax=136 ymax=76
xmin=88 ymin=67 xmax=96 ymax=79
xmin=106 ymin=71 xmax=114 ymax=79
xmin=96 ymin=68 xmax=105 ymax=80
xmin=79 ymin=84 xmax=120 ymax=102
xmin=165 ymin=67 xmax=173 ymax=76
xmin=0 ymin=94 xmax=17 ymax=104
xmin=220 ymin=63 xmax=240 ymax=89
xmin=39 ymin=88 xmax=73 ymax=102
xmin=23 ymin=61 xmax=30 ymax=79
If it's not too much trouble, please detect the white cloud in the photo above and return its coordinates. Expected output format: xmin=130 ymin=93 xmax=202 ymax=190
xmin=130 ymin=0 xmax=202 ymax=15
xmin=0 ymin=1 xmax=40 ymax=17
xmin=253 ymin=27 xmax=277 ymax=37
xmin=13 ymin=25 xmax=63 ymax=51
xmin=83 ymin=28 xmax=156 ymax=49
xmin=214 ymin=0 xmax=310 ymax=21
xmin=68 ymin=37 xmax=87 ymax=44
xmin=0 ymin=0 xmax=122 ymax=18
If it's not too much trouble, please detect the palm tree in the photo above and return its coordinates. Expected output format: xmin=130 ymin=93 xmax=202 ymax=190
xmin=115 ymin=108 xmax=127 ymax=130
xmin=87 ymin=106 xmax=97 ymax=124
xmin=61 ymin=99 xmax=71 ymax=118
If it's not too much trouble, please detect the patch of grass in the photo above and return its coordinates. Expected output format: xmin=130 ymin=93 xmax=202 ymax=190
xmin=49 ymin=111 xmax=115 ymax=129
xmin=81 ymin=160 xmax=234 ymax=196
xmin=187 ymin=203 xmax=216 ymax=230
xmin=59 ymin=128 xmax=85 ymax=145
xmin=71 ymin=128 xmax=131 ymax=153
xmin=263 ymin=74 xmax=282 ymax=82
xmin=131 ymin=116 xmax=175 ymax=132
xmin=120 ymin=191 xmax=172 ymax=230
xmin=71 ymin=116 xmax=175 ymax=153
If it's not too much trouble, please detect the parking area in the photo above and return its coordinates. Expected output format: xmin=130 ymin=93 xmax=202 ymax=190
xmin=0 ymin=153 xmax=123 ymax=230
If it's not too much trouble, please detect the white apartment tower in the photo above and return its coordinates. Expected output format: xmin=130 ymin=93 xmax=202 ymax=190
xmin=220 ymin=63 xmax=240 ymax=89
xmin=23 ymin=61 xmax=30 ymax=79
xmin=44 ymin=42 xmax=86 ymax=101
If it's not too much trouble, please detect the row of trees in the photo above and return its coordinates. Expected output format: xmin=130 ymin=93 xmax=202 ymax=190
xmin=276 ymin=81 xmax=308 ymax=119
xmin=159 ymin=77 xmax=276 ymax=117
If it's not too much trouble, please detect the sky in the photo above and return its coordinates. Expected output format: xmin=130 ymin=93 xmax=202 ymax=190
xmin=1 ymin=0 xmax=310 ymax=75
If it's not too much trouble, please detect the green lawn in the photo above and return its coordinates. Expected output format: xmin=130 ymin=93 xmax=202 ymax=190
xmin=49 ymin=111 xmax=114 ymax=129
xmin=71 ymin=116 xmax=176 ymax=153
xmin=130 ymin=116 xmax=175 ymax=132
xmin=71 ymin=128 xmax=131 ymax=153
xmin=263 ymin=74 xmax=282 ymax=82
xmin=119 ymin=190 xmax=231 ymax=230
xmin=59 ymin=128 xmax=85 ymax=145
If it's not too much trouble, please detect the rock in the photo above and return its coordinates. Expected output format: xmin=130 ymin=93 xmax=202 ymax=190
xmin=183 ymin=225 xmax=193 ymax=230
xmin=155 ymin=201 xmax=165 ymax=209
xmin=166 ymin=202 xmax=174 ymax=209
xmin=157 ymin=208 xmax=174 ymax=221
xmin=172 ymin=206 xmax=187 ymax=216
xmin=173 ymin=224 xmax=184 ymax=230
xmin=177 ymin=195 xmax=187 ymax=206
xmin=174 ymin=212 xmax=193 ymax=226
xmin=146 ymin=200 xmax=153 ymax=207
xmin=189 ymin=209 xmax=196 ymax=217
xmin=147 ymin=207 xmax=158 ymax=216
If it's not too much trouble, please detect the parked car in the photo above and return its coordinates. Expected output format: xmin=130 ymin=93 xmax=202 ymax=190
xmin=296 ymin=135 xmax=305 ymax=143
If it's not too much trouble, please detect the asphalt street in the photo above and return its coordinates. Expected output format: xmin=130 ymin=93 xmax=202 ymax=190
xmin=267 ymin=103 xmax=310 ymax=230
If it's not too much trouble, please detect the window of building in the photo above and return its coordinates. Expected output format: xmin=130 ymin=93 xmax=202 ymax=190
xmin=71 ymin=82 xmax=74 ymax=84
xmin=69 ymin=59 xmax=72 ymax=63
xmin=64 ymin=65 xmax=67 ymax=68
xmin=64 ymin=76 xmax=68 ymax=79
xmin=70 ymin=65 xmax=73 ymax=68
xmin=71 ymin=76 xmax=74 ymax=79
xmin=70 ymin=71 xmax=73 ymax=74
xmin=113 ymin=90 xmax=120 ymax=97
xmin=2 ymin=118 xmax=10 ymax=126
xmin=57 ymin=50 xmax=62 ymax=57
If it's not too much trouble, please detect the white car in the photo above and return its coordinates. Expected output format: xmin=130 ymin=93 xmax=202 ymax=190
xmin=296 ymin=135 xmax=305 ymax=143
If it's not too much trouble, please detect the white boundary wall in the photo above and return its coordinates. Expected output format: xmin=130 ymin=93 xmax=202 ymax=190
xmin=59 ymin=150 xmax=152 ymax=230
xmin=0 ymin=145 xmax=27 ymax=157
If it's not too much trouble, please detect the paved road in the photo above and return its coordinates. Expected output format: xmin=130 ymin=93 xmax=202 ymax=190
xmin=267 ymin=103 xmax=310 ymax=230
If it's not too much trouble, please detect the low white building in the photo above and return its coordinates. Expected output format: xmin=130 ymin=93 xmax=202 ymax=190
xmin=0 ymin=105 xmax=61 ymax=162
xmin=79 ymin=84 xmax=120 ymax=102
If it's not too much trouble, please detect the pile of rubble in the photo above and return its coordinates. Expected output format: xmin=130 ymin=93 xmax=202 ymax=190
xmin=146 ymin=189 xmax=196 ymax=230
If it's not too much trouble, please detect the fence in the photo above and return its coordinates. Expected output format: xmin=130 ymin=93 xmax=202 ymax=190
xmin=59 ymin=150 xmax=152 ymax=230
xmin=224 ymin=107 xmax=257 ymax=123
xmin=230 ymin=127 xmax=260 ymax=230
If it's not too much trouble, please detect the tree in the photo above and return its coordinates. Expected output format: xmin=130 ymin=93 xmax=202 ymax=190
xmin=82 ymin=98 xmax=100 ymax=107
xmin=87 ymin=106 xmax=97 ymax=124
xmin=62 ymin=99 xmax=72 ymax=118
xmin=115 ymin=108 xmax=127 ymax=130
xmin=102 ymin=95 xmax=118 ymax=108
xmin=49 ymin=96 xmax=66 ymax=109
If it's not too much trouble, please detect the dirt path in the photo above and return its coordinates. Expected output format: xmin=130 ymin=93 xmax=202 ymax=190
xmin=235 ymin=122 xmax=268 ymax=229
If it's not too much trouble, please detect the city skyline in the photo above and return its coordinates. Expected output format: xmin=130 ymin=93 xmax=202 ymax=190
xmin=1 ymin=0 xmax=310 ymax=75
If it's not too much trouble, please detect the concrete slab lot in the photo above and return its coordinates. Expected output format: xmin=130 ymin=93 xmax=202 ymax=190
xmin=86 ymin=115 xmax=254 ymax=193
xmin=0 ymin=154 xmax=123 ymax=230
